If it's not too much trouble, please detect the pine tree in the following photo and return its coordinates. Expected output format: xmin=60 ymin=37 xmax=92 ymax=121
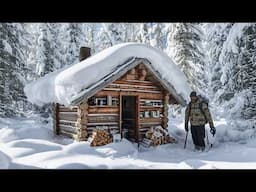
xmin=0 ymin=23 xmax=32 ymax=117
xmin=166 ymin=23 xmax=207 ymax=92
xmin=218 ymin=23 xmax=256 ymax=120
xmin=204 ymin=23 xmax=233 ymax=102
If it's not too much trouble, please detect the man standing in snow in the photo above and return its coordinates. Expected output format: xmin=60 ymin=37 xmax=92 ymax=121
xmin=185 ymin=91 xmax=215 ymax=151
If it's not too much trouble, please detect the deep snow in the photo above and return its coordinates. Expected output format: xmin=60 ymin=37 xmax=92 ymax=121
xmin=1 ymin=110 xmax=256 ymax=169
xmin=24 ymin=43 xmax=191 ymax=107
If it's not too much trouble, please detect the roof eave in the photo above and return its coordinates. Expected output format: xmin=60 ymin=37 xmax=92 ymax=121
xmin=69 ymin=58 xmax=187 ymax=107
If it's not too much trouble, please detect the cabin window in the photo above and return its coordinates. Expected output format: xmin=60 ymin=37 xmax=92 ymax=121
xmin=96 ymin=97 xmax=107 ymax=106
xmin=112 ymin=98 xmax=119 ymax=106
xmin=88 ymin=96 xmax=96 ymax=105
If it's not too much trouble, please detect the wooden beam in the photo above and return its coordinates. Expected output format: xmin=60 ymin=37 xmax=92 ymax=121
xmin=162 ymin=92 xmax=169 ymax=128
xmin=87 ymin=122 xmax=119 ymax=126
xmin=53 ymin=103 xmax=59 ymax=135
xmin=119 ymin=92 xmax=122 ymax=138
xmin=59 ymin=125 xmax=77 ymax=134
xmin=59 ymin=129 xmax=78 ymax=140
xmin=136 ymin=95 xmax=140 ymax=144
xmin=108 ymin=83 xmax=160 ymax=90
xmin=59 ymin=115 xmax=78 ymax=122
xmin=103 ymin=87 xmax=162 ymax=94
xmin=88 ymin=115 xmax=119 ymax=123
xmin=77 ymin=101 xmax=88 ymax=141
xmin=88 ymin=113 xmax=118 ymax=116
xmin=88 ymin=107 xmax=119 ymax=114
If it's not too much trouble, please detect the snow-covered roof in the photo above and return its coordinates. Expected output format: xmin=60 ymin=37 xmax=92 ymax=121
xmin=24 ymin=43 xmax=192 ymax=107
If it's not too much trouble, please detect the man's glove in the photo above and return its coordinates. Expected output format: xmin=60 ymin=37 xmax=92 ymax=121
xmin=210 ymin=127 xmax=216 ymax=136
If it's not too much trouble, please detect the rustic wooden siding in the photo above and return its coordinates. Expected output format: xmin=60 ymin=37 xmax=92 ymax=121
xmin=86 ymin=63 xmax=174 ymax=142
xmin=56 ymin=62 xmax=178 ymax=143
xmin=56 ymin=104 xmax=79 ymax=140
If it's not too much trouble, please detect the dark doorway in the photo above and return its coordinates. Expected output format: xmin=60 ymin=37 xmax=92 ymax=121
xmin=121 ymin=96 xmax=137 ymax=142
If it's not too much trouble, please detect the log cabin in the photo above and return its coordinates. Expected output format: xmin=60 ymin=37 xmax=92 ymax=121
xmin=52 ymin=46 xmax=189 ymax=144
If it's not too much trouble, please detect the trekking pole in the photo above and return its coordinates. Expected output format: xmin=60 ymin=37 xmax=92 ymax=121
xmin=184 ymin=131 xmax=188 ymax=149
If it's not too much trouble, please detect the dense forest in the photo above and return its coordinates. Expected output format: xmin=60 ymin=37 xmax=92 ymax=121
xmin=0 ymin=23 xmax=255 ymax=129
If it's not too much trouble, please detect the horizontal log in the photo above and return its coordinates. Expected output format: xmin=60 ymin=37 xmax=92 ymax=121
xmin=140 ymin=93 xmax=164 ymax=100
xmin=59 ymin=129 xmax=78 ymax=139
xmin=88 ymin=113 xmax=118 ymax=116
xmin=59 ymin=111 xmax=77 ymax=114
xmin=58 ymin=108 xmax=78 ymax=112
xmin=94 ymin=90 xmax=119 ymax=97
xmin=59 ymin=125 xmax=78 ymax=134
xmin=59 ymin=114 xmax=78 ymax=121
xmin=88 ymin=107 xmax=119 ymax=114
xmin=88 ymin=115 xmax=118 ymax=123
xmin=103 ymin=87 xmax=162 ymax=94
xmin=93 ymin=91 xmax=163 ymax=101
xmin=59 ymin=120 xmax=77 ymax=127
xmin=87 ymin=122 xmax=119 ymax=126
xmin=115 ymin=79 xmax=155 ymax=86
xmin=107 ymin=83 xmax=160 ymax=91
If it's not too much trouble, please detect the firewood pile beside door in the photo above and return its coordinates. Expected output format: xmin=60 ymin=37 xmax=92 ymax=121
xmin=141 ymin=126 xmax=177 ymax=147
xmin=88 ymin=129 xmax=113 ymax=146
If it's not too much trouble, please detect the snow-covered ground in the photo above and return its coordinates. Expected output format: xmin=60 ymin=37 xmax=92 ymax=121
xmin=1 ymin=112 xmax=256 ymax=169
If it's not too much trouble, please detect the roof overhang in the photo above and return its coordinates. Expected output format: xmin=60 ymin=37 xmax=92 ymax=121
xmin=70 ymin=57 xmax=187 ymax=106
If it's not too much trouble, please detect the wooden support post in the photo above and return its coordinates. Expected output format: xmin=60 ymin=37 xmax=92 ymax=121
xmin=119 ymin=92 xmax=122 ymax=138
xmin=162 ymin=92 xmax=169 ymax=129
xmin=136 ymin=95 xmax=140 ymax=147
xmin=77 ymin=101 xmax=88 ymax=141
xmin=53 ymin=103 xmax=60 ymax=135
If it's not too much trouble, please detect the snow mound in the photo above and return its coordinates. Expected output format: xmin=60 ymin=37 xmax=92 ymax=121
xmin=0 ymin=151 xmax=11 ymax=169
xmin=63 ymin=138 xmax=137 ymax=158
xmin=24 ymin=43 xmax=191 ymax=106
xmin=0 ymin=117 xmax=52 ymax=143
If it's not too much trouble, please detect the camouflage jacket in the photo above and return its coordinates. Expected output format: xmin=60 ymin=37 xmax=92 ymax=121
xmin=185 ymin=99 xmax=214 ymax=128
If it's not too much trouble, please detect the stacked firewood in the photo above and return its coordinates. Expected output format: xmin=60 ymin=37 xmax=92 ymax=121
xmin=89 ymin=129 xmax=113 ymax=147
xmin=142 ymin=126 xmax=177 ymax=147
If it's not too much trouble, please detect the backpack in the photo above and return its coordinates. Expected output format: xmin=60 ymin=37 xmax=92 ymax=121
xmin=188 ymin=95 xmax=209 ymax=123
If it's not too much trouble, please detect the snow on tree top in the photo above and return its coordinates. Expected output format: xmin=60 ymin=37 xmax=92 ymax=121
xmin=24 ymin=43 xmax=192 ymax=106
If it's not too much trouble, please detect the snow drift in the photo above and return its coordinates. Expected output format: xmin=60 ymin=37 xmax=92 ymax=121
xmin=24 ymin=43 xmax=191 ymax=106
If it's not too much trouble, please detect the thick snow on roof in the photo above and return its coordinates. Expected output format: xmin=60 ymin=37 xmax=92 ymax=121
xmin=24 ymin=43 xmax=192 ymax=106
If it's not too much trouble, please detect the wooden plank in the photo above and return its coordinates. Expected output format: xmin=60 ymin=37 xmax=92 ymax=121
xmin=88 ymin=113 xmax=118 ymax=116
xmin=59 ymin=114 xmax=78 ymax=121
xmin=59 ymin=111 xmax=78 ymax=114
xmin=59 ymin=120 xmax=77 ymax=128
xmin=59 ymin=125 xmax=77 ymax=134
xmin=58 ymin=107 xmax=78 ymax=112
xmin=94 ymin=90 xmax=119 ymax=97
xmin=59 ymin=129 xmax=78 ymax=139
xmin=139 ymin=93 xmax=163 ymax=100
xmin=115 ymin=79 xmax=155 ymax=86
xmin=53 ymin=103 xmax=59 ymax=135
xmin=59 ymin=119 xmax=77 ymax=125
xmin=87 ymin=122 xmax=119 ymax=126
xmin=136 ymin=95 xmax=140 ymax=143
xmin=119 ymin=92 xmax=122 ymax=138
xmin=88 ymin=115 xmax=119 ymax=123
xmin=103 ymin=87 xmax=162 ymax=94
xmin=107 ymin=83 xmax=160 ymax=91
xmin=88 ymin=107 xmax=119 ymax=114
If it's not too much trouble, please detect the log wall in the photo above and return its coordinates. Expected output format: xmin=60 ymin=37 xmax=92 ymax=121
xmin=54 ymin=62 xmax=178 ymax=143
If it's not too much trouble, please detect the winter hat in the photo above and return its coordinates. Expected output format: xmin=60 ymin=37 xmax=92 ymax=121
xmin=190 ymin=91 xmax=197 ymax=97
